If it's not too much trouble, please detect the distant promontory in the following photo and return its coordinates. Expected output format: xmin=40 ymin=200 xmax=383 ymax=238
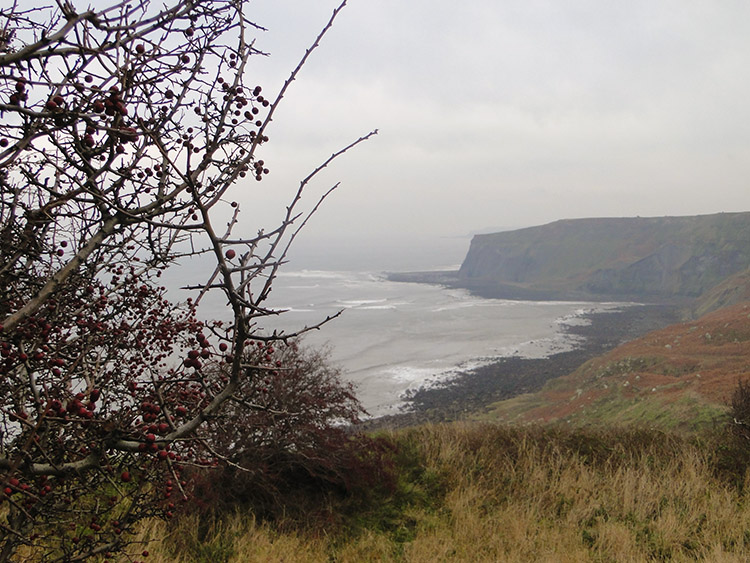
xmin=391 ymin=212 xmax=750 ymax=306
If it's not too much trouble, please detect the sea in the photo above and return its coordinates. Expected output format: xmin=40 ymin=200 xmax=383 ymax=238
xmin=166 ymin=235 xmax=627 ymax=418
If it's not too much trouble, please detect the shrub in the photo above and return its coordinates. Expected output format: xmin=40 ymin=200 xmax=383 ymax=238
xmin=182 ymin=341 xmax=398 ymax=524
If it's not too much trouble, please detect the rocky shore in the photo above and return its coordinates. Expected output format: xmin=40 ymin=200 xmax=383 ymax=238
xmin=364 ymin=302 xmax=683 ymax=430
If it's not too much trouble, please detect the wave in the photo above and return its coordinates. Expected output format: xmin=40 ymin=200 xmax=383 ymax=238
xmin=278 ymin=269 xmax=350 ymax=280
xmin=277 ymin=307 xmax=316 ymax=313
xmin=555 ymin=302 xmax=637 ymax=327
xmin=338 ymin=298 xmax=388 ymax=306
xmin=384 ymin=365 xmax=441 ymax=383
xmin=432 ymin=300 xmax=496 ymax=312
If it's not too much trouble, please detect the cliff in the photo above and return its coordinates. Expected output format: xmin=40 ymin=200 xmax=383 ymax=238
xmin=457 ymin=213 xmax=750 ymax=301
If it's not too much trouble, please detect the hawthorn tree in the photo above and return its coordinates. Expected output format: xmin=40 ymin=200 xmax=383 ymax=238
xmin=0 ymin=0 xmax=374 ymax=559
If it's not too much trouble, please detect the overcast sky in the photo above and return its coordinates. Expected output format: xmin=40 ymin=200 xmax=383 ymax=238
xmin=236 ymin=0 xmax=750 ymax=254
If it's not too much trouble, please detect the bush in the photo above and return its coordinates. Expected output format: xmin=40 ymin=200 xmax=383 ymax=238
xmin=182 ymin=341 xmax=398 ymax=524
xmin=731 ymin=378 xmax=750 ymax=438
xmin=714 ymin=378 xmax=750 ymax=487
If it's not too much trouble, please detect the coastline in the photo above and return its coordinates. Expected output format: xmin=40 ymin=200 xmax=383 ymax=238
xmin=363 ymin=302 xmax=683 ymax=430
xmin=385 ymin=269 xmax=685 ymax=303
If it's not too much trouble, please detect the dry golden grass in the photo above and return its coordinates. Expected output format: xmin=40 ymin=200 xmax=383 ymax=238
xmin=133 ymin=423 xmax=750 ymax=562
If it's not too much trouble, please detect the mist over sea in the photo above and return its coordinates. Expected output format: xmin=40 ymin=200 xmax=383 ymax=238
xmin=167 ymin=235 xmax=625 ymax=417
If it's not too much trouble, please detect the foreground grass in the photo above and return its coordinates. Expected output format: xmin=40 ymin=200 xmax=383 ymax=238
xmin=134 ymin=423 xmax=750 ymax=562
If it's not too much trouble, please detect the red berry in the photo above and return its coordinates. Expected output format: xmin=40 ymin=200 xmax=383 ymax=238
xmin=225 ymin=249 xmax=236 ymax=259
xmin=120 ymin=471 xmax=131 ymax=482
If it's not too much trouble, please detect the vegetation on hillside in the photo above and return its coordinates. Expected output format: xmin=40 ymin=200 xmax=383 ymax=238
xmin=693 ymin=268 xmax=750 ymax=317
xmin=480 ymin=301 xmax=750 ymax=430
xmin=81 ymin=422 xmax=750 ymax=562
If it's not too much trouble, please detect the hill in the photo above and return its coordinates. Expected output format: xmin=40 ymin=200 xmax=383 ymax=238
xmin=458 ymin=212 xmax=750 ymax=301
xmin=479 ymin=301 xmax=750 ymax=431
xmin=130 ymin=423 xmax=750 ymax=562
xmin=692 ymin=267 xmax=750 ymax=317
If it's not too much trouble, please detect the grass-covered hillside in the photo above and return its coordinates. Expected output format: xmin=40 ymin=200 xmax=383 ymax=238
xmin=125 ymin=423 xmax=750 ymax=562
xmin=693 ymin=267 xmax=750 ymax=318
xmin=479 ymin=301 xmax=750 ymax=431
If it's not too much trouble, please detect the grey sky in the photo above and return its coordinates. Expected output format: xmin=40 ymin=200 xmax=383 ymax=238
xmin=240 ymin=0 xmax=750 ymax=250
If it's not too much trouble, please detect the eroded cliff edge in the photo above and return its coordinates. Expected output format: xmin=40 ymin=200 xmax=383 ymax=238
xmin=454 ymin=212 xmax=750 ymax=303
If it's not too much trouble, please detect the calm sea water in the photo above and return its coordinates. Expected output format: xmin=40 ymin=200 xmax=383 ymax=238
xmin=167 ymin=237 xmax=625 ymax=417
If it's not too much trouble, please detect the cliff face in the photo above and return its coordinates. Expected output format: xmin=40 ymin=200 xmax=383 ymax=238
xmin=458 ymin=213 xmax=750 ymax=300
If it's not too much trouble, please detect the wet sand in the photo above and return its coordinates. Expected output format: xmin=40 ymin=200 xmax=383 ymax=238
xmin=363 ymin=303 xmax=684 ymax=430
